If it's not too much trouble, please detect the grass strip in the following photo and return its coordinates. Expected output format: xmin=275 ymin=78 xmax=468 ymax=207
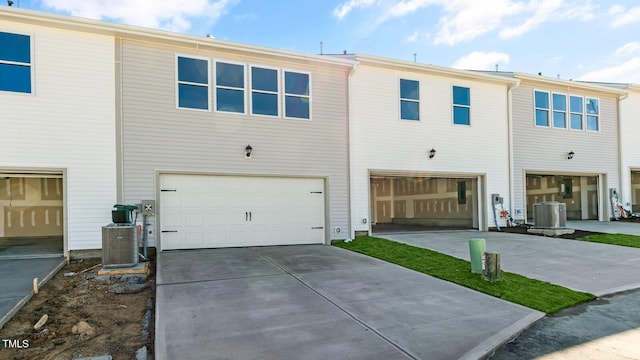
xmin=334 ymin=236 xmax=595 ymax=314
xmin=576 ymin=233 xmax=640 ymax=248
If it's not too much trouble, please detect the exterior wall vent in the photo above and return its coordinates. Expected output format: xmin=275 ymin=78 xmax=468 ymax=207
xmin=533 ymin=201 xmax=567 ymax=228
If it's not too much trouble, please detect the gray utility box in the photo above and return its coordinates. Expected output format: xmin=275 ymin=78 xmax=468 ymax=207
xmin=102 ymin=225 xmax=138 ymax=268
xmin=533 ymin=201 xmax=567 ymax=228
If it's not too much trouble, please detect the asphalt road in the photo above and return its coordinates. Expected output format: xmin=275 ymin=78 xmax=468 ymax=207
xmin=489 ymin=289 xmax=640 ymax=359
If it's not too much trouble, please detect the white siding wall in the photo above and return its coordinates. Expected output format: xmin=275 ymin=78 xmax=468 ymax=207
xmin=620 ymin=89 xmax=640 ymax=206
xmin=0 ymin=21 xmax=116 ymax=250
xmin=120 ymin=40 xmax=350 ymax=245
xmin=511 ymin=83 xmax=620 ymax=220
xmin=349 ymin=65 xmax=511 ymax=235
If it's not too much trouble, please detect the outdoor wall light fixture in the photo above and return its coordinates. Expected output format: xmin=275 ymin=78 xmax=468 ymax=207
xmin=428 ymin=148 xmax=436 ymax=159
xmin=567 ymin=151 xmax=575 ymax=160
xmin=245 ymin=145 xmax=253 ymax=159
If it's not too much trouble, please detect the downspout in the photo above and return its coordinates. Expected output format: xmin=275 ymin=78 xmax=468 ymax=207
xmin=346 ymin=61 xmax=359 ymax=241
xmin=616 ymin=91 xmax=629 ymax=217
xmin=507 ymin=80 xmax=521 ymax=223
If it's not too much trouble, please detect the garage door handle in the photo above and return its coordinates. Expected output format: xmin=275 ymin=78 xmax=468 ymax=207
xmin=162 ymin=230 xmax=178 ymax=233
xmin=311 ymin=227 xmax=324 ymax=229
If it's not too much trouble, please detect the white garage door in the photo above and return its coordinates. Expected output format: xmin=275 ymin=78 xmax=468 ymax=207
xmin=159 ymin=174 xmax=326 ymax=250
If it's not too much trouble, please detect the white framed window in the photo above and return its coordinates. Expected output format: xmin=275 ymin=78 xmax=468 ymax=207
xmin=552 ymin=93 xmax=567 ymax=128
xmin=283 ymin=70 xmax=311 ymax=120
xmin=586 ymin=97 xmax=599 ymax=131
xmin=0 ymin=31 xmax=32 ymax=94
xmin=534 ymin=90 xmax=549 ymax=127
xmin=250 ymin=65 xmax=279 ymax=117
xmin=176 ymin=55 xmax=210 ymax=110
xmin=453 ymin=86 xmax=470 ymax=126
xmin=215 ymin=60 xmax=246 ymax=114
xmin=570 ymin=95 xmax=583 ymax=130
xmin=400 ymin=79 xmax=420 ymax=121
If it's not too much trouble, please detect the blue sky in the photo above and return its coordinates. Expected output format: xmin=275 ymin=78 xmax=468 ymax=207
xmin=10 ymin=0 xmax=640 ymax=83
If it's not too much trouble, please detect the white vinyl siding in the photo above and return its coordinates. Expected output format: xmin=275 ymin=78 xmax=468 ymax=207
xmin=348 ymin=62 xmax=512 ymax=235
xmin=0 ymin=20 xmax=116 ymax=250
xmin=511 ymin=83 xmax=620 ymax=220
xmin=120 ymin=40 xmax=350 ymax=245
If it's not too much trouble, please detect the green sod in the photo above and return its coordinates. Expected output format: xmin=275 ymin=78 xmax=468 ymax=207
xmin=334 ymin=236 xmax=595 ymax=314
xmin=576 ymin=233 xmax=640 ymax=248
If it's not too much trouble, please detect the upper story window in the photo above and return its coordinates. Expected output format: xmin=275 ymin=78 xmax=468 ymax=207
xmin=0 ymin=31 xmax=32 ymax=94
xmin=216 ymin=61 xmax=245 ymax=113
xmin=251 ymin=66 xmax=279 ymax=116
xmin=586 ymin=97 xmax=599 ymax=131
xmin=400 ymin=79 xmax=419 ymax=121
xmin=176 ymin=56 xmax=209 ymax=110
xmin=570 ymin=95 xmax=583 ymax=130
xmin=452 ymin=86 xmax=470 ymax=125
xmin=534 ymin=90 xmax=549 ymax=127
xmin=552 ymin=93 xmax=566 ymax=128
xmin=284 ymin=71 xmax=310 ymax=119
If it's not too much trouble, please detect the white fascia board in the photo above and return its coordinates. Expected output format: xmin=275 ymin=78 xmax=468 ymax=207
xmin=0 ymin=7 xmax=355 ymax=69
xmin=514 ymin=73 xmax=628 ymax=97
xmin=353 ymin=54 xmax=520 ymax=86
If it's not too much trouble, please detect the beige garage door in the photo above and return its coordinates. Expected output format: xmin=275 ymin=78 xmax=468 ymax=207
xmin=159 ymin=174 xmax=325 ymax=250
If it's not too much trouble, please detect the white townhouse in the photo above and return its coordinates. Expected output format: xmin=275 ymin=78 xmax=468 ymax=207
xmin=116 ymin=21 xmax=354 ymax=250
xmin=0 ymin=8 xmax=117 ymax=255
xmin=618 ymin=84 xmax=640 ymax=213
xmin=346 ymin=54 xmax=518 ymax=237
xmin=504 ymin=73 xmax=627 ymax=222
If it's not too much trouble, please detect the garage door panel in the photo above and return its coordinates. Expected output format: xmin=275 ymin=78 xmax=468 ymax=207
xmin=160 ymin=175 xmax=325 ymax=250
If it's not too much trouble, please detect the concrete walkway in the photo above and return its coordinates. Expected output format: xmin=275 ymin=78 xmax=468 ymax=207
xmin=381 ymin=231 xmax=640 ymax=296
xmin=155 ymin=245 xmax=543 ymax=360
xmin=567 ymin=220 xmax=640 ymax=236
xmin=0 ymin=257 xmax=66 ymax=329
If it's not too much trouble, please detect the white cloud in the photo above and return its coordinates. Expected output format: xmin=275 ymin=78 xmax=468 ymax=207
xmin=615 ymin=42 xmax=640 ymax=57
xmin=610 ymin=5 xmax=640 ymax=28
xmin=41 ymin=0 xmax=232 ymax=32
xmin=578 ymin=57 xmax=640 ymax=83
xmin=434 ymin=0 xmax=526 ymax=45
xmin=451 ymin=51 xmax=510 ymax=71
xmin=405 ymin=30 xmax=429 ymax=42
xmin=500 ymin=0 xmax=594 ymax=39
xmin=333 ymin=0 xmax=378 ymax=20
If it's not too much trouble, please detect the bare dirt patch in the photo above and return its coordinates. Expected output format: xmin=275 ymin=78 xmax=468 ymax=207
xmin=0 ymin=258 xmax=154 ymax=360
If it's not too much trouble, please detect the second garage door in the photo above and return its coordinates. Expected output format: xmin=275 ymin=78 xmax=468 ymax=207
xmin=159 ymin=174 xmax=326 ymax=250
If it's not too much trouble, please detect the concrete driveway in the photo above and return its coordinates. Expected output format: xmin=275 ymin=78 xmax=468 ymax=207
xmin=0 ymin=257 xmax=66 ymax=328
xmin=382 ymin=231 xmax=640 ymax=296
xmin=567 ymin=220 xmax=640 ymax=236
xmin=155 ymin=245 xmax=543 ymax=360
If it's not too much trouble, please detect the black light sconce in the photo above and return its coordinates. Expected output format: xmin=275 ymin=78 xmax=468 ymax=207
xmin=567 ymin=151 xmax=575 ymax=160
xmin=245 ymin=145 xmax=253 ymax=159
xmin=428 ymin=148 xmax=436 ymax=159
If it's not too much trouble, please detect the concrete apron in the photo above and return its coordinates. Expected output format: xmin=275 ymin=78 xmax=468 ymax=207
xmin=0 ymin=257 xmax=66 ymax=329
xmin=155 ymin=245 xmax=543 ymax=360
xmin=382 ymin=231 xmax=640 ymax=297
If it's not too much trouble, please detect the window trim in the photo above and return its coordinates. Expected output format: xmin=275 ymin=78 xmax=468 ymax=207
xmin=585 ymin=96 xmax=600 ymax=132
xmin=452 ymin=85 xmax=471 ymax=126
xmin=214 ymin=59 xmax=247 ymax=115
xmin=533 ymin=89 xmax=550 ymax=128
xmin=175 ymin=54 xmax=211 ymax=112
xmin=399 ymin=78 xmax=420 ymax=121
xmin=0 ymin=30 xmax=34 ymax=95
xmin=551 ymin=92 xmax=567 ymax=129
xmin=249 ymin=64 xmax=280 ymax=118
xmin=282 ymin=68 xmax=312 ymax=121
xmin=569 ymin=95 xmax=584 ymax=131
